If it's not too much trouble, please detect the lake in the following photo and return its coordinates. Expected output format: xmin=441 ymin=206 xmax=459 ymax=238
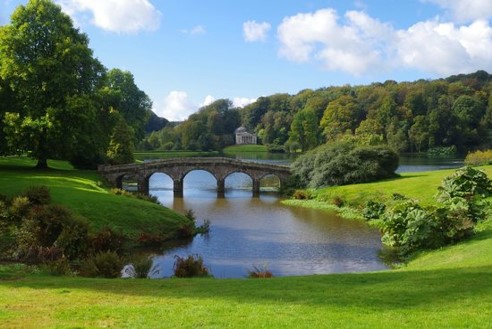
xmin=147 ymin=153 xmax=463 ymax=278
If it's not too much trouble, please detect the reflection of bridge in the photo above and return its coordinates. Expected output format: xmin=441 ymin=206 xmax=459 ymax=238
xmin=98 ymin=157 xmax=291 ymax=197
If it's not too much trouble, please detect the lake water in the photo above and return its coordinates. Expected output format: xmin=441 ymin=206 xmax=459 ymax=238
xmin=147 ymin=153 xmax=463 ymax=278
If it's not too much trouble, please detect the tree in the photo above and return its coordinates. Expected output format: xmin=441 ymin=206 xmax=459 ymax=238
xmin=320 ymin=95 xmax=360 ymax=141
xmin=409 ymin=115 xmax=429 ymax=152
xmin=288 ymin=108 xmax=319 ymax=152
xmin=0 ymin=0 xmax=104 ymax=168
xmin=99 ymin=69 xmax=152 ymax=142
xmin=106 ymin=112 xmax=135 ymax=165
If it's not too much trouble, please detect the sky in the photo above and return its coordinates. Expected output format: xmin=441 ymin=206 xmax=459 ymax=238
xmin=1 ymin=0 xmax=492 ymax=121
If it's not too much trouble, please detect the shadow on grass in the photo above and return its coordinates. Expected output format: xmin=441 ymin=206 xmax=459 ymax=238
xmin=2 ymin=265 xmax=491 ymax=311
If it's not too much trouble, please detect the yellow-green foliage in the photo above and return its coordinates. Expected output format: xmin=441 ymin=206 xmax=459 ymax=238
xmin=465 ymin=149 xmax=492 ymax=166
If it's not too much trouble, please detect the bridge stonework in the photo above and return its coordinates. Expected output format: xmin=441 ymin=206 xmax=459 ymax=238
xmin=98 ymin=157 xmax=291 ymax=197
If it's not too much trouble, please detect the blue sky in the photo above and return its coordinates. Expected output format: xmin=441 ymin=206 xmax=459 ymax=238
xmin=1 ymin=0 xmax=492 ymax=120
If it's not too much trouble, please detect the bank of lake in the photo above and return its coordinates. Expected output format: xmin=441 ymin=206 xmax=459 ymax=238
xmin=0 ymin=157 xmax=491 ymax=328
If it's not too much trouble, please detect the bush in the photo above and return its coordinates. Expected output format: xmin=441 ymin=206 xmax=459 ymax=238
xmin=380 ymin=200 xmax=440 ymax=255
xmin=14 ymin=204 xmax=89 ymax=262
xmin=379 ymin=167 xmax=491 ymax=256
xmin=173 ymin=254 xmax=210 ymax=278
xmin=427 ymin=146 xmax=457 ymax=157
xmin=437 ymin=166 xmax=492 ymax=223
xmin=131 ymin=257 xmax=159 ymax=278
xmin=80 ymin=251 xmax=124 ymax=278
xmin=90 ymin=227 xmax=127 ymax=254
xmin=9 ymin=196 xmax=31 ymax=223
xmin=332 ymin=196 xmax=345 ymax=208
xmin=247 ymin=264 xmax=273 ymax=278
xmin=292 ymin=142 xmax=399 ymax=188
xmin=137 ymin=231 xmax=171 ymax=247
xmin=23 ymin=186 xmax=51 ymax=205
xmin=292 ymin=189 xmax=312 ymax=200
xmin=363 ymin=200 xmax=386 ymax=220
xmin=464 ymin=149 xmax=492 ymax=166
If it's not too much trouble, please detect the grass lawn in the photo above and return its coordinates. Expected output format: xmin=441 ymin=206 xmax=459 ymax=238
xmin=0 ymin=156 xmax=189 ymax=237
xmin=0 ymin=160 xmax=491 ymax=328
xmin=223 ymin=144 xmax=268 ymax=154
xmin=284 ymin=165 xmax=492 ymax=217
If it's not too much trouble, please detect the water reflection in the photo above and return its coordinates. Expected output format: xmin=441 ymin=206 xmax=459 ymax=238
xmin=149 ymin=172 xmax=386 ymax=278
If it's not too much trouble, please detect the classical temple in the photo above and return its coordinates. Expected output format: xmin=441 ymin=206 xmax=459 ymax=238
xmin=235 ymin=127 xmax=257 ymax=145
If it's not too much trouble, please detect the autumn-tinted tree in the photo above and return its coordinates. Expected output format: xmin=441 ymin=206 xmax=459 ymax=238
xmin=0 ymin=0 xmax=104 ymax=168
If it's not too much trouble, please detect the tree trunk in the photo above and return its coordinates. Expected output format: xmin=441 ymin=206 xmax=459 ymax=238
xmin=35 ymin=158 xmax=48 ymax=169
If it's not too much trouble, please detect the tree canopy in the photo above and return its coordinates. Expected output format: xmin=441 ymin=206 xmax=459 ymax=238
xmin=0 ymin=0 xmax=153 ymax=168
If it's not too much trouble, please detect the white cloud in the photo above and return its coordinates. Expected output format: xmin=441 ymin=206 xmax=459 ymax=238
xmin=56 ymin=0 xmax=161 ymax=33
xmin=277 ymin=8 xmax=492 ymax=77
xmin=200 ymin=95 xmax=216 ymax=107
xmin=233 ymin=97 xmax=257 ymax=108
xmin=277 ymin=9 xmax=394 ymax=75
xmin=243 ymin=20 xmax=271 ymax=42
xmin=397 ymin=19 xmax=492 ymax=75
xmin=154 ymin=91 xmax=196 ymax=121
xmin=422 ymin=0 xmax=492 ymax=22
xmin=181 ymin=25 xmax=206 ymax=35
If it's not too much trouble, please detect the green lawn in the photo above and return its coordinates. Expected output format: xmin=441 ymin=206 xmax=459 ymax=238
xmin=0 ymin=157 xmax=189 ymax=237
xmin=0 ymin=160 xmax=491 ymax=328
xmin=284 ymin=166 xmax=492 ymax=216
xmin=223 ymin=144 xmax=268 ymax=153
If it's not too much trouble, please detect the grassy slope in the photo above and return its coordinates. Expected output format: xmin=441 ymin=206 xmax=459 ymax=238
xmin=0 ymin=157 xmax=188 ymax=237
xmin=284 ymin=166 xmax=492 ymax=214
xmin=0 ymin=162 xmax=491 ymax=328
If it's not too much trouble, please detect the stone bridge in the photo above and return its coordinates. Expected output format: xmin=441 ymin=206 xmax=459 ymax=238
xmin=98 ymin=157 xmax=292 ymax=197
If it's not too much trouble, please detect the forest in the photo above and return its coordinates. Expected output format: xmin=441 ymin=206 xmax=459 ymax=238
xmin=142 ymin=70 xmax=492 ymax=155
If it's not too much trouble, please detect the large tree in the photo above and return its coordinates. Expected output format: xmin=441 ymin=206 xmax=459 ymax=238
xmin=99 ymin=69 xmax=152 ymax=142
xmin=0 ymin=0 xmax=104 ymax=168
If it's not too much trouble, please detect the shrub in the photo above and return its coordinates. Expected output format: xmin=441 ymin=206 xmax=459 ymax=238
xmin=380 ymin=200 xmax=439 ymax=255
xmin=173 ymin=254 xmax=210 ymax=278
xmin=137 ymin=231 xmax=171 ymax=247
xmin=89 ymin=227 xmax=127 ymax=254
xmin=427 ymin=146 xmax=457 ymax=157
xmin=332 ymin=196 xmax=345 ymax=208
xmin=9 ymin=196 xmax=31 ymax=223
xmin=437 ymin=166 xmax=492 ymax=223
xmin=363 ymin=200 xmax=386 ymax=220
xmin=44 ymin=258 xmax=77 ymax=276
xmin=379 ymin=167 xmax=491 ymax=256
xmin=22 ymin=186 xmax=51 ymax=205
xmin=13 ymin=204 xmax=89 ymax=262
xmin=464 ymin=149 xmax=492 ymax=166
xmin=292 ymin=142 xmax=399 ymax=188
xmin=247 ymin=264 xmax=273 ymax=278
xmin=292 ymin=189 xmax=312 ymax=200
xmin=80 ymin=251 xmax=124 ymax=278
xmin=131 ymin=257 xmax=159 ymax=278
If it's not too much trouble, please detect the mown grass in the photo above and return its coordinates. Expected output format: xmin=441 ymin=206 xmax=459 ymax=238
xmin=284 ymin=165 xmax=492 ymax=215
xmin=223 ymin=144 xmax=268 ymax=153
xmin=0 ymin=156 xmax=189 ymax=237
xmin=1 ymin=160 xmax=491 ymax=328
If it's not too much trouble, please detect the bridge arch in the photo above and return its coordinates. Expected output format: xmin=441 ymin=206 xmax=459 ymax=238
xmin=98 ymin=157 xmax=291 ymax=198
